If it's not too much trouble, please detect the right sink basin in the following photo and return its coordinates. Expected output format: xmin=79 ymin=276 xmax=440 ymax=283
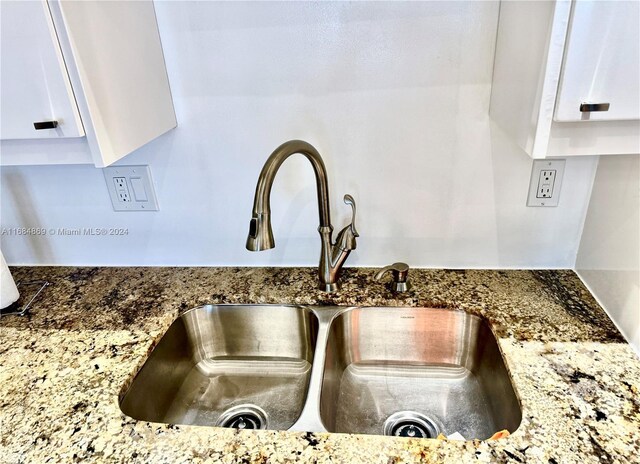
xmin=319 ymin=308 xmax=522 ymax=439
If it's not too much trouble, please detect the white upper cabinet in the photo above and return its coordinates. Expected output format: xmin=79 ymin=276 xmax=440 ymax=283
xmin=491 ymin=0 xmax=640 ymax=158
xmin=0 ymin=1 xmax=84 ymax=140
xmin=555 ymin=1 xmax=640 ymax=122
xmin=0 ymin=0 xmax=176 ymax=167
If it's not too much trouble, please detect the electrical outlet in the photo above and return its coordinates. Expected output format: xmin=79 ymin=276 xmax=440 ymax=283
xmin=527 ymin=159 xmax=566 ymax=207
xmin=112 ymin=177 xmax=131 ymax=203
xmin=103 ymin=165 xmax=159 ymax=211
xmin=536 ymin=170 xmax=557 ymax=198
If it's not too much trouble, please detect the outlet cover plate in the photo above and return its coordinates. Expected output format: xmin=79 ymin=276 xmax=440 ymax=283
xmin=527 ymin=159 xmax=566 ymax=207
xmin=103 ymin=165 xmax=159 ymax=211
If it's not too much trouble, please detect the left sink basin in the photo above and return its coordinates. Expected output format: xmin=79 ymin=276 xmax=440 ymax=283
xmin=119 ymin=305 xmax=319 ymax=430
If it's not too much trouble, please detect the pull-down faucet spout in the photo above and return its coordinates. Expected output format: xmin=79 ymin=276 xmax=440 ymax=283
xmin=246 ymin=140 xmax=358 ymax=292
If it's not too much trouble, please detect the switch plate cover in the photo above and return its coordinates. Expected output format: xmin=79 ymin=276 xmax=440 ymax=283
xmin=527 ymin=159 xmax=566 ymax=207
xmin=103 ymin=165 xmax=159 ymax=211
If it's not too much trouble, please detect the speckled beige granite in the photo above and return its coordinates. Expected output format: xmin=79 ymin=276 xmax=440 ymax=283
xmin=1 ymin=267 xmax=638 ymax=463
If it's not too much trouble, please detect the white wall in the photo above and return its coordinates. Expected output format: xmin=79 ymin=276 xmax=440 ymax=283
xmin=0 ymin=1 xmax=598 ymax=268
xmin=576 ymin=155 xmax=640 ymax=352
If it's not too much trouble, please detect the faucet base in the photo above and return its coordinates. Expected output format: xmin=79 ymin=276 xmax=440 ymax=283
xmin=319 ymin=282 xmax=340 ymax=293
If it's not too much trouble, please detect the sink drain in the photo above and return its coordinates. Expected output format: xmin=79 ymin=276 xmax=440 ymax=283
xmin=216 ymin=404 xmax=268 ymax=430
xmin=383 ymin=411 xmax=440 ymax=439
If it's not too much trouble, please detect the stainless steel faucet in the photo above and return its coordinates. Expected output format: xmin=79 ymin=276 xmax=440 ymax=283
xmin=246 ymin=140 xmax=358 ymax=292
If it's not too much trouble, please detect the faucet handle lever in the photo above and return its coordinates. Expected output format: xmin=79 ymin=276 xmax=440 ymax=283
xmin=374 ymin=262 xmax=410 ymax=293
xmin=343 ymin=194 xmax=359 ymax=237
xmin=333 ymin=194 xmax=358 ymax=252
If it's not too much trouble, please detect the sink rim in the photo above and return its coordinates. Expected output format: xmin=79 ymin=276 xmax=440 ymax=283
xmin=177 ymin=302 xmax=319 ymax=317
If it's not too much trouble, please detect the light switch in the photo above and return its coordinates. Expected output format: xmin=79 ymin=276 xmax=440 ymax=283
xmin=103 ymin=165 xmax=159 ymax=211
xmin=130 ymin=177 xmax=148 ymax=202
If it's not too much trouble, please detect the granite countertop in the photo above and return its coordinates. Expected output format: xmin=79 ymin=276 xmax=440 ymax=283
xmin=1 ymin=267 xmax=638 ymax=463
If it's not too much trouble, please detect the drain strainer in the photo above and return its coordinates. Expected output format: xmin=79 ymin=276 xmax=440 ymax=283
xmin=383 ymin=411 xmax=440 ymax=438
xmin=216 ymin=404 xmax=268 ymax=430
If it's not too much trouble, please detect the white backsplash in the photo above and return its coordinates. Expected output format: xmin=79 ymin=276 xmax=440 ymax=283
xmin=0 ymin=1 xmax=598 ymax=267
xmin=577 ymin=155 xmax=640 ymax=352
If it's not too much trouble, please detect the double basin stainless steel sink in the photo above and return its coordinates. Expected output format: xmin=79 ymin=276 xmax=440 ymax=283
xmin=120 ymin=305 xmax=522 ymax=440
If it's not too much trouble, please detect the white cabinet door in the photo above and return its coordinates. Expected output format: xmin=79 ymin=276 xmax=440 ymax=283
xmin=555 ymin=0 xmax=640 ymax=122
xmin=0 ymin=0 xmax=84 ymax=140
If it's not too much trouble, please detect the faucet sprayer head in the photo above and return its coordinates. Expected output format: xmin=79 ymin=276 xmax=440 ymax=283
xmin=246 ymin=213 xmax=275 ymax=251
